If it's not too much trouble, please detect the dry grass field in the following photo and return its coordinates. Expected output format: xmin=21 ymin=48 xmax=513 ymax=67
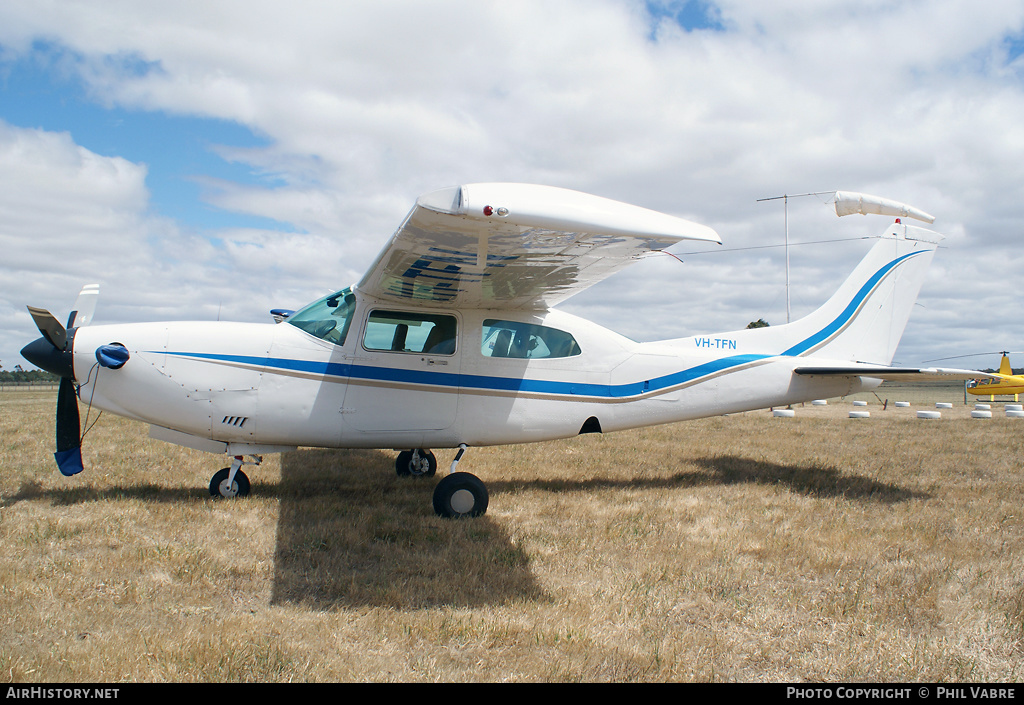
xmin=1 ymin=384 xmax=1022 ymax=682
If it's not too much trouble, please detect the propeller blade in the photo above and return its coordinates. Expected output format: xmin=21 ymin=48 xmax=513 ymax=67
xmin=27 ymin=306 xmax=68 ymax=350
xmin=67 ymin=284 xmax=99 ymax=329
xmin=54 ymin=377 xmax=83 ymax=476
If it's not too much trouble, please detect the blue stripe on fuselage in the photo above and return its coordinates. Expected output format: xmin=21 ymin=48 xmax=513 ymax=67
xmin=162 ymin=350 xmax=772 ymax=399
xmin=782 ymin=250 xmax=922 ymax=357
xmin=160 ymin=252 xmax=920 ymax=400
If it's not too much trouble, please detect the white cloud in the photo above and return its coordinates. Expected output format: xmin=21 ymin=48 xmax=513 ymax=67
xmin=2 ymin=0 xmax=1024 ymax=370
xmin=0 ymin=121 xmax=351 ymax=369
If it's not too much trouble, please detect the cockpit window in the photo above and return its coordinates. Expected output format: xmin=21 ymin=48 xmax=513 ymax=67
xmin=482 ymin=319 xmax=581 ymax=359
xmin=287 ymin=288 xmax=356 ymax=346
xmin=363 ymin=310 xmax=458 ymax=355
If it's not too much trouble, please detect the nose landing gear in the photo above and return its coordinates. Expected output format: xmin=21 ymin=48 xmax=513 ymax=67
xmin=209 ymin=455 xmax=259 ymax=498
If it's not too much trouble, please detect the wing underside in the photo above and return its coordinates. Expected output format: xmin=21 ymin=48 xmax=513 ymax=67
xmin=356 ymin=183 xmax=720 ymax=310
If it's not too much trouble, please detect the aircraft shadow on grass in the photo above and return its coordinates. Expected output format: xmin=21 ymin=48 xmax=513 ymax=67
xmin=268 ymin=448 xmax=926 ymax=608
xmin=2 ymin=447 xmax=924 ymax=609
xmin=0 ymin=467 xmax=545 ymax=610
xmin=463 ymin=456 xmax=926 ymax=504
xmin=2 ymin=480 xmax=200 ymax=507
xmin=270 ymin=448 xmax=547 ymax=610
xmin=0 ymin=450 xmax=547 ymax=610
xmin=688 ymin=455 xmax=929 ymax=503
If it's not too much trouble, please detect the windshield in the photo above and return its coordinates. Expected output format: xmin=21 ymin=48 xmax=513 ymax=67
xmin=287 ymin=288 xmax=356 ymax=346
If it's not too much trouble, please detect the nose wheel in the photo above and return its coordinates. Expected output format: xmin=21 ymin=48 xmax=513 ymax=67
xmin=209 ymin=455 xmax=258 ymax=498
xmin=209 ymin=467 xmax=250 ymax=498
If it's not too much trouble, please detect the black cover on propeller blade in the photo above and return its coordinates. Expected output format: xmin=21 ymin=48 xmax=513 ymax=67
xmin=54 ymin=377 xmax=83 ymax=476
xmin=27 ymin=306 xmax=68 ymax=350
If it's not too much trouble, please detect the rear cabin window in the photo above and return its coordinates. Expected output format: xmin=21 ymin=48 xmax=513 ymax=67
xmin=363 ymin=310 xmax=458 ymax=355
xmin=481 ymin=319 xmax=581 ymax=359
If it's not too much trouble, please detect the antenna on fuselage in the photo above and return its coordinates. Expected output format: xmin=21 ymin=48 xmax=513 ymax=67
xmin=755 ymin=189 xmax=931 ymax=323
xmin=756 ymin=191 xmax=835 ymax=323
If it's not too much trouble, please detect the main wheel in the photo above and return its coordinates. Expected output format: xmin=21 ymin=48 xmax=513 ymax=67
xmin=209 ymin=467 xmax=251 ymax=498
xmin=432 ymin=472 xmax=488 ymax=518
xmin=396 ymin=449 xmax=437 ymax=477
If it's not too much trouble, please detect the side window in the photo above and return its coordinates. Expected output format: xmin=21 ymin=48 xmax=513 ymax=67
xmin=287 ymin=289 xmax=356 ymax=346
xmin=481 ymin=319 xmax=581 ymax=359
xmin=363 ymin=310 xmax=458 ymax=355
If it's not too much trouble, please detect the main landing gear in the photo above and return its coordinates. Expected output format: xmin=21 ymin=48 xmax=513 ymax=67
xmin=209 ymin=454 xmax=259 ymax=498
xmin=397 ymin=444 xmax=488 ymax=519
xmin=209 ymin=448 xmax=488 ymax=518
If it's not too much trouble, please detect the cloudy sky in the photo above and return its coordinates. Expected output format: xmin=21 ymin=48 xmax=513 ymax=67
xmin=2 ymin=0 xmax=1023 ymax=372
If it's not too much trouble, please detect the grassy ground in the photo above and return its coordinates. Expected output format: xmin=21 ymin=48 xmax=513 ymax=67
xmin=1 ymin=386 xmax=1022 ymax=682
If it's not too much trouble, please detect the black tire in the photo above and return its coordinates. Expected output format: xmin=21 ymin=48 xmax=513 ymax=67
xmin=432 ymin=472 xmax=488 ymax=518
xmin=396 ymin=449 xmax=437 ymax=477
xmin=209 ymin=467 xmax=251 ymax=498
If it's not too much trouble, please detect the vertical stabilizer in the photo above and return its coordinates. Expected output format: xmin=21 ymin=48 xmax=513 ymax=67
xmin=999 ymin=355 xmax=1014 ymax=376
xmin=749 ymin=221 xmax=942 ymax=365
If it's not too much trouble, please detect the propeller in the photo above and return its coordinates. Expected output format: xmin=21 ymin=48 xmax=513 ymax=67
xmin=20 ymin=285 xmax=101 ymax=477
xmin=54 ymin=375 xmax=83 ymax=476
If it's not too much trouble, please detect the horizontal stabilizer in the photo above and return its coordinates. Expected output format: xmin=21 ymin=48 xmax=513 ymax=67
xmin=794 ymin=365 xmax=1002 ymax=382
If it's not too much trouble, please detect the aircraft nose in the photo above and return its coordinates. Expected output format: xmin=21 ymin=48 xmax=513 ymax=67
xmin=21 ymin=334 xmax=75 ymax=379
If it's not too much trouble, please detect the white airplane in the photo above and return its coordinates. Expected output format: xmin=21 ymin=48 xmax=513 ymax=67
xmin=21 ymin=184 xmax=994 ymax=518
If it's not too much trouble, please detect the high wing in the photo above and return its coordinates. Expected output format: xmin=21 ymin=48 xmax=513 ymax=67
xmin=356 ymin=183 xmax=720 ymax=309
xmin=794 ymin=364 xmax=1005 ymax=383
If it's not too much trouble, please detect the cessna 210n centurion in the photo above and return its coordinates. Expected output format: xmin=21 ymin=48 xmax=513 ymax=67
xmin=22 ymin=184 xmax=994 ymax=518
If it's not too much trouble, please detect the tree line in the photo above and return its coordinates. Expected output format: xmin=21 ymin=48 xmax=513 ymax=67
xmin=0 ymin=365 xmax=59 ymax=383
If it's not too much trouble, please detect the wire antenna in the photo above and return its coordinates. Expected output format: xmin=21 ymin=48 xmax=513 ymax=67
xmin=756 ymin=191 xmax=836 ymax=323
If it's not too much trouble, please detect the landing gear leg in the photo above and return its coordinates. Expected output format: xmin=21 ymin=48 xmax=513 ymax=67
xmin=432 ymin=444 xmax=488 ymax=518
xmin=209 ymin=455 xmax=259 ymax=498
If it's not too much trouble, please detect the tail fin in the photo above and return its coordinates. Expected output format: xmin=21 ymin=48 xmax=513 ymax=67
xmin=999 ymin=355 xmax=1014 ymax=376
xmin=771 ymin=221 xmax=941 ymax=365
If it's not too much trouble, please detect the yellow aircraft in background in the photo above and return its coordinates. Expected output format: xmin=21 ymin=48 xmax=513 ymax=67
xmin=967 ymin=353 xmax=1024 ymax=400
xmin=926 ymin=351 xmax=1022 ymax=400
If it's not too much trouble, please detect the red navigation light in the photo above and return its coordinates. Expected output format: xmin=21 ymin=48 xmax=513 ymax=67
xmin=483 ymin=205 xmax=493 ymax=216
